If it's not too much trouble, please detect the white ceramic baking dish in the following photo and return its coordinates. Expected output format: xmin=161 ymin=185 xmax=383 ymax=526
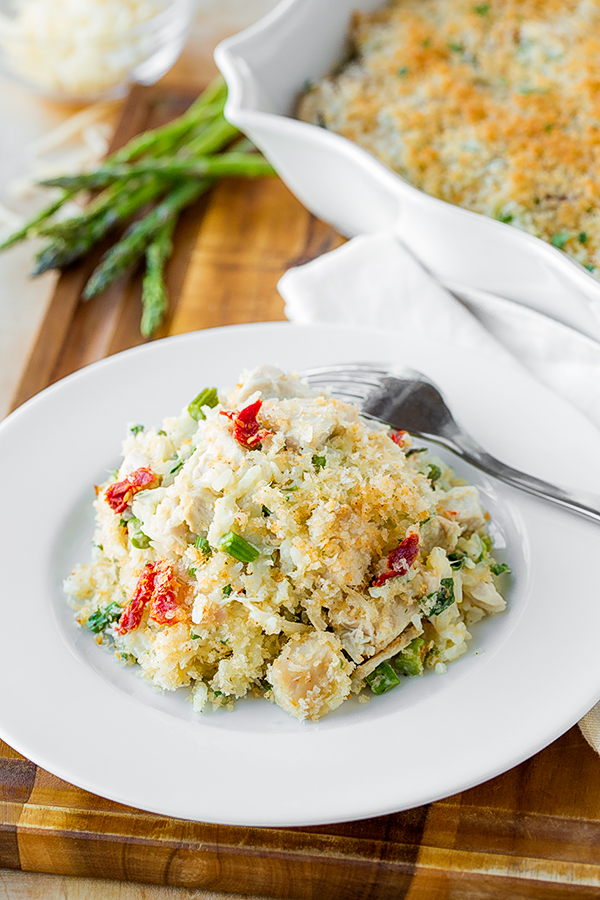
xmin=215 ymin=0 xmax=600 ymax=340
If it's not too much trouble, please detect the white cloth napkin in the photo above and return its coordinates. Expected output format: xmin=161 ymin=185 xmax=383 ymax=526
xmin=277 ymin=231 xmax=600 ymax=754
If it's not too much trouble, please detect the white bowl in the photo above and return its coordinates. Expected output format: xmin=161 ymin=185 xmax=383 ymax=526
xmin=215 ymin=0 xmax=600 ymax=341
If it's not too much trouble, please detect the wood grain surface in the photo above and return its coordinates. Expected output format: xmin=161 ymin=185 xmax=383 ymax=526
xmin=5 ymin=84 xmax=600 ymax=900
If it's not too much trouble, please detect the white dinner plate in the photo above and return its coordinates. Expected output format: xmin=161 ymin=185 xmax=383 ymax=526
xmin=1 ymin=322 xmax=600 ymax=827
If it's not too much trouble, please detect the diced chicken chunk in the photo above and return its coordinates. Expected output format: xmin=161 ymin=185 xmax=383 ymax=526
xmin=328 ymin=589 xmax=420 ymax=663
xmin=228 ymin=365 xmax=315 ymax=406
xmin=267 ymin=632 xmax=353 ymax=721
xmin=262 ymin=396 xmax=355 ymax=452
xmin=419 ymin=515 xmax=461 ymax=554
xmin=437 ymin=486 xmax=485 ymax=534
xmin=464 ymin=579 xmax=506 ymax=613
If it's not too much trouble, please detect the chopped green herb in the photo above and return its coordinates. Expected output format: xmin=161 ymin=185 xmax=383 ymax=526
xmin=579 ymin=232 xmax=588 ymax=244
xmin=158 ymin=429 xmax=167 ymax=436
xmin=222 ymin=584 xmax=233 ymax=597
xmin=217 ymin=531 xmax=260 ymax=563
xmin=366 ymin=661 xmax=401 ymax=694
xmin=262 ymin=505 xmax=271 ymax=517
xmin=87 ymin=602 xmax=122 ymax=634
xmin=110 ymin=468 xmax=119 ymax=479
xmin=212 ymin=690 xmax=223 ymax=697
xmin=190 ymin=632 xmax=200 ymax=640
xmin=130 ymin=424 xmax=144 ymax=435
xmin=585 ymin=264 xmax=596 ymax=272
xmin=313 ymin=455 xmax=326 ymax=469
xmin=188 ymin=386 xmax=219 ymax=421
xmin=195 ymin=535 xmax=212 ymax=557
xmin=474 ymin=3 xmax=490 ymax=13
xmin=490 ymin=561 xmax=511 ymax=576
xmin=448 ymin=552 xmax=465 ymax=570
xmin=427 ymin=464 xmax=442 ymax=484
xmin=170 ymin=458 xmax=184 ymax=475
xmin=397 ymin=66 xmax=409 ymax=77
xmin=543 ymin=122 xmax=554 ymax=133
xmin=281 ymin=485 xmax=298 ymax=492
xmin=393 ymin=637 xmax=426 ymax=677
xmin=422 ymin=577 xmax=455 ymax=617
xmin=188 ymin=567 xmax=196 ymax=577
xmin=118 ymin=518 xmax=127 ymax=528
xmin=551 ymin=232 xmax=570 ymax=249
xmin=406 ymin=447 xmax=427 ymax=457
xmin=448 ymin=41 xmax=464 ymax=52
xmin=128 ymin=517 xmax=151 ymax=549
xmin=422 ymin=38 xmax=431 ymax=47
xmin=497 ymin=212 xmax=514 ymax=224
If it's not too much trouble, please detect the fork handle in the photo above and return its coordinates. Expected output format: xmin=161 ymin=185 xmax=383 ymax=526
xmin=429 ymin=428 xmax=600 ymax=525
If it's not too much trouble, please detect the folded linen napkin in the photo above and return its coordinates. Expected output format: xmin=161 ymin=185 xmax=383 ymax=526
xmin=277 ymin=231 xmax=600 ymax=754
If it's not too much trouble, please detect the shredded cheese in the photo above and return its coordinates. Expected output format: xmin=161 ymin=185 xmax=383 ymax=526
xmin=0 ymin=0 xmax=166 ymax=99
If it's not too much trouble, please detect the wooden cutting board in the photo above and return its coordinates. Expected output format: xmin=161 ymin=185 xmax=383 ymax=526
xmin=5 ymin=85 xmax=600 ymax=900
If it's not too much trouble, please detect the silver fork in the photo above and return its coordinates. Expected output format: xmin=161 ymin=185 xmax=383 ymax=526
xmin=301 ymin=362 xmax=600 ymax=525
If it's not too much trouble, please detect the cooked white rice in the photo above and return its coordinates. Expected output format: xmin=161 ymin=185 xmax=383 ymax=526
xmin=65 ymin=365 xmax=509 ymax=721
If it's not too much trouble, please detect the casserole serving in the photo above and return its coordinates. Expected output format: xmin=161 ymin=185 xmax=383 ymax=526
xmin=215 ymin=0 xmax=600 ymax=340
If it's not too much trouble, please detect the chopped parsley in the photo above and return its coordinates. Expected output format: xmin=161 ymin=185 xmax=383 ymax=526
xmin=397 ymin=66 xmax=409 ymax=77
xmin=87 ymin=602 xmax=122 ymax=634
xmin=551 ymin=232 xmax=570 ymax=249
xmin=447 ymin=41 xmax=464 ymax=53
xmin=190 ymin=631 xmax=201 ymax=640
xmin=170 ymin=458 xmax=184 ymax=475
xmin=313 ymin=455 xmax=326 ymax=469
xmin=490 ymin=561 xmax=511 ymax=576
xmin=262 ymin=505 xmax=271 ymax=517
xmin=448 ymin=552 xmax=465 ymax=570
xmin=222 ymin=584 xmax=233 ymax=597
xmin=195 ymin=535 xmax=212 ymax=557
xmin=188 ymin=567 xmax=196 ymax=578
xmin=130 ymin=424 xmax=144 ymax=436
xmin=473 ymin=3 xmax=490 ymax=13
xmin=579 ymin=232 xmax=588 ymax=244
xmin=421 ymin=577 xmax=455 ymax=617
xmin=497 ymin=212 xmax=514 ymax=224
xmin=406 ymin=447 xmax=427 ymax=457
xmin=427 ymin=464 xmax=442 ymax=485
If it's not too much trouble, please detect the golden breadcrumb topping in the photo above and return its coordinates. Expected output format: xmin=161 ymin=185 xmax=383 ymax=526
xmin=299 ymin=0 xmax=600 ymax=273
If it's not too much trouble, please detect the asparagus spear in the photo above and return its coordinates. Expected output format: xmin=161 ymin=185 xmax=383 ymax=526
xmin=41 ymin=152 xmax=275 ymax=191
xmin=0 ymin=78 xmax=230 ymax=252
xmin=140 ymin=218 xmax=175 ymax=338
xmin=83 ymin=179 xmax=210 ymax=298
xmin=32 ymin=177 xmax=161 ymax=275
xmin=0 ymin=76 xmax=277 ymax=337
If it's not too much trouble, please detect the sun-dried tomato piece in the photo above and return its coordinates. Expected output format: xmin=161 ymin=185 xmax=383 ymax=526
xmin=221 ymin=399 xmax=272 ymax=449
xmin=149 ymin=560 xmax=183 ymax=625
xmin=390 ymin=430 xmax=407 ymax=447
xmin=116 ymin=563 xmax=155 ymax=634
xmin=105 ymin=466 xmax=156 ymax=514
xmin=116 ymin=560 xmax=183 ymax=634
xmin=373 ymin=533 xmax=420 ymax=587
